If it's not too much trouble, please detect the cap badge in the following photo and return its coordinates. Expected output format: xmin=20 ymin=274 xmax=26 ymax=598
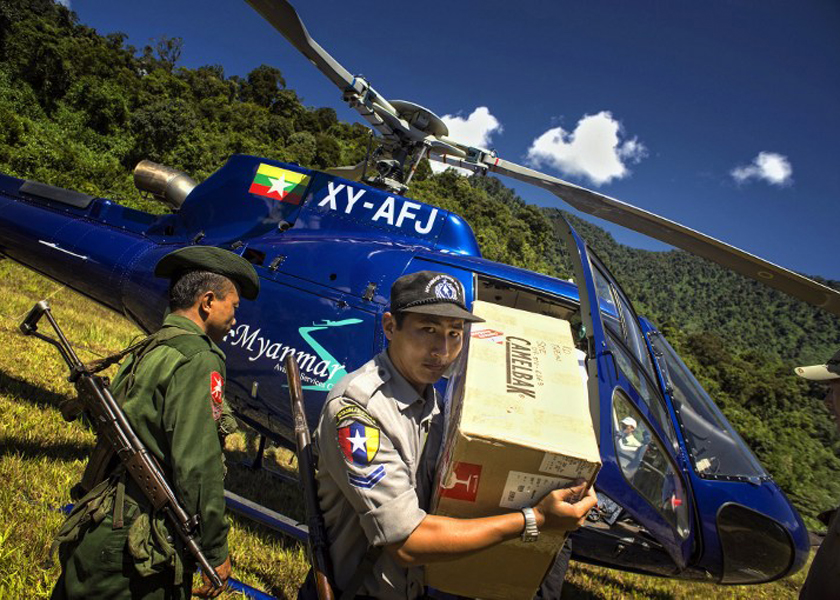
xmin=435 ymin=280 xmax=458 ymax=301
xmin=425 ymin=274 xmax=461 ymax=302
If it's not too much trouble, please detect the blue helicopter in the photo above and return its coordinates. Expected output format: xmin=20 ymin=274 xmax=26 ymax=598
xmin=2 ymin=0 xmax=838 ymax=587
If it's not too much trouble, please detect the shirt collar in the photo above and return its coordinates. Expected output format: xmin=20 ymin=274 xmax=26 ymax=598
xmin=378 ymin=350 xmax=433 ymax=411
xmin=162 ymin=313 xmax=226 ymax=359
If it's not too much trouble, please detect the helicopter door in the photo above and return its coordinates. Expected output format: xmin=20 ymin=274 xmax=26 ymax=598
xmin=559 ymin=217 xmax=693 ymax=571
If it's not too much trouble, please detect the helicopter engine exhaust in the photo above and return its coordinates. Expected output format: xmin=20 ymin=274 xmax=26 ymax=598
xmin=133 ymin=160 xmax=197 ymax=210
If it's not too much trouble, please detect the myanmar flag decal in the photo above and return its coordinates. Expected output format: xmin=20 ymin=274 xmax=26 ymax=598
xmin=338 ymin=421 xmax=381 ymax=466
xmin=248 ymin=163 xmax=311 ymax=205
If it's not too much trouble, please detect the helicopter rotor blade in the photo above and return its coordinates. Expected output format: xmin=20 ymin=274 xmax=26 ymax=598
xmin=432 ymin=152 xmax=840 ymax=317
xmin=245 ymin=0 xmax=354 ymax=92
xmin=245 ymin=0 xmax=417 ymax=142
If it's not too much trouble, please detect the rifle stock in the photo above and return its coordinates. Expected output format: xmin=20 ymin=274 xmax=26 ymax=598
xmin=285 ymin=355 xmax=336 ymax=600
xmin=21 ymin=301 xmax=223 ymax=590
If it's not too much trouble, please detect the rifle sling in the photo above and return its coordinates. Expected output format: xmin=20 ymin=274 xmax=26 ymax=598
xmin=85 ymin=335 xmax=155 ymax=374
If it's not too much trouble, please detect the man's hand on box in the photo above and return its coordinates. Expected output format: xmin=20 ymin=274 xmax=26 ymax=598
xmin=533 ymin=481 xmax=598 ymax=532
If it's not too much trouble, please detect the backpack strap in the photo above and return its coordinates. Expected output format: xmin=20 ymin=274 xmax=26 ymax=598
xmin=73 ymin=437 xmax=118 ymax=501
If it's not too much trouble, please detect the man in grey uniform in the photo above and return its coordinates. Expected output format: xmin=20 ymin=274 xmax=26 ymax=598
xmin=310 ymin=270 xmax=598 ymax=599
xmin=796 ymin=350 xmax=840 ymax=600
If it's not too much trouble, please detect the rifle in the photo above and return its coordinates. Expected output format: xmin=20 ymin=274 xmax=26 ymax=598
xmin=285 ymin=354 xmax=336 ymax=600
xmin=21 ymin=300 xmax=224 ymax=591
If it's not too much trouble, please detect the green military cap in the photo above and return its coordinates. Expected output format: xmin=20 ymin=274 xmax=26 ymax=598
xmin=155 ymin=246 xmax=260 ymax=300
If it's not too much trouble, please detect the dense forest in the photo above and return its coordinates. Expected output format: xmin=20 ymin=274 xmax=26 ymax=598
xmin=1 ymin=0 xmax=839 ymax=526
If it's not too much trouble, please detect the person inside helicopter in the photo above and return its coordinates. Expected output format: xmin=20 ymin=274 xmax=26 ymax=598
xmin=615 ymin=414 xmax=651 ymax=477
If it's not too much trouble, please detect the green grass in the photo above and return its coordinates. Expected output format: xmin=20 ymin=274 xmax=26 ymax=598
xmin=0 ymin=259 xmax=813 ymax=598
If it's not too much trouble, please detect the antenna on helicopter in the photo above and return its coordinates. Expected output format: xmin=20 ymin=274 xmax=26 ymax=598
xmin=246 ymin=0 xmax=840 ymax=317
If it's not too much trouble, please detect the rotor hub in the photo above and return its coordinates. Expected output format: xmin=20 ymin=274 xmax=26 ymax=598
xmin=389 ymin=100 xmax=449 ymax=138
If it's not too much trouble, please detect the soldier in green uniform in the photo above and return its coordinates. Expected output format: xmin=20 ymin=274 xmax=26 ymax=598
xmin=51 ymin=246 xmax=260 ymax=600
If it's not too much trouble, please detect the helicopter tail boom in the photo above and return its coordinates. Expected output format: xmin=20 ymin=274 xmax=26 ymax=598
xmin=0 ymin=173 xmax=157 ymax=316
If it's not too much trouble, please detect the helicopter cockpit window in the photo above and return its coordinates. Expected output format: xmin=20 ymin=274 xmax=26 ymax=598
xmin=648 ymin=332 xmax=768 ymax=480
xmin=591 ymin=263 xmax=656 ymax=381
xmin=612 ymin=391 xmax=691 ymax=539
xmin=606 ymin=334 xmax=678 ymax=448
xmin=592 ymin=265 xmax=622 ymax=338
xmin=590 ymin=263 xmax=678 ymax=447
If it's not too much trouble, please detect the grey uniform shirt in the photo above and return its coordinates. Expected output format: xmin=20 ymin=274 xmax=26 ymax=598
xmin=314 ymin=350 xmax=442 ymax=599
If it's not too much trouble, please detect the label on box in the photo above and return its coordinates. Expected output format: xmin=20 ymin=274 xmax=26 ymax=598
xmin=539 ymin=453 xmax=593 ymax=478
xmin=499 ymin=471 xmax=567 ymax=509
xmin=471 ymin=328 xmax=505 ymax=344
xmin=439 ymin=462 xmax=482 ymax=502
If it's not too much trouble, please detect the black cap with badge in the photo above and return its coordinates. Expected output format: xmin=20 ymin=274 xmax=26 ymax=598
xmin=390 ymin=270 xmax=484 ymax=323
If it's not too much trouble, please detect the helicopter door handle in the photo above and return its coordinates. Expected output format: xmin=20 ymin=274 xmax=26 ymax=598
xmin=601 ymin=350 xmax=620 ymax=380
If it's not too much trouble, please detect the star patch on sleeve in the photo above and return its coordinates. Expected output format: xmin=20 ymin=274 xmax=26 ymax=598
xmin=210 ymin=371 xmax=224 ymax=421
xmin=337 ymin=420 xmax=381 ymax=466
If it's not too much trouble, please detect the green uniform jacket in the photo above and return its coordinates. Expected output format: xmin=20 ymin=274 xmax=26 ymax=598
xmin=109 ymin=314 xmax=230 ymax=567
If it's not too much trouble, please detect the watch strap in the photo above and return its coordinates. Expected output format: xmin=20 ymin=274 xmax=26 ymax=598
xmin=520 ymin=507 xmax=539 ymax=542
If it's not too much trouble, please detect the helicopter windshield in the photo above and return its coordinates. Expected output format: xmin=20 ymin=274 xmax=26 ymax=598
xmin=649 ymin=332 xmax=768 ymax=480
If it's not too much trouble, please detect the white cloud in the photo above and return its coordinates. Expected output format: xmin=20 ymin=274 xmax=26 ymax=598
xmin=526 ymin=111 xmax=647 ymax=186
xmin=730 ymin=152 xmax=792 ymax=186
xmin=55 ymin=0 xmax=71 ymax=7
xmin=442 ymin=106 xmax=501 ymax=148
xmin=431 ymin=107 xmax=502 ymax=174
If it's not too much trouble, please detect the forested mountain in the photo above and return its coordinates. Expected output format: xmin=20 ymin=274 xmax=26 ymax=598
xmin=1 ymin=0 xmax=838 ymax=526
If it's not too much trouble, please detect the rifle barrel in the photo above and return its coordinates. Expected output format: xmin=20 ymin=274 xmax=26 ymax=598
xmin=285 ymin=355 xmax=336 ymax=600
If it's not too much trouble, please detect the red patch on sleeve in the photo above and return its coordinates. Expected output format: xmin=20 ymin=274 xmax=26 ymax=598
xmin=210 ymin=371 xmax=224 ymax=420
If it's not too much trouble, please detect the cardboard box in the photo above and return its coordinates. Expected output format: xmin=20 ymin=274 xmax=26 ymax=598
xmin=426 ymin=301 xmax=601 ymax=600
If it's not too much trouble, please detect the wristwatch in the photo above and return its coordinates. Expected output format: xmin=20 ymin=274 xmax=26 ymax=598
xmin=520 ymin=507 xmax=539 ymax=542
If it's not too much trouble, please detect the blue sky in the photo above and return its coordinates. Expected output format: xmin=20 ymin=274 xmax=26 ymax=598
xmin=69 ymin=0 xmax=840 ymax=281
